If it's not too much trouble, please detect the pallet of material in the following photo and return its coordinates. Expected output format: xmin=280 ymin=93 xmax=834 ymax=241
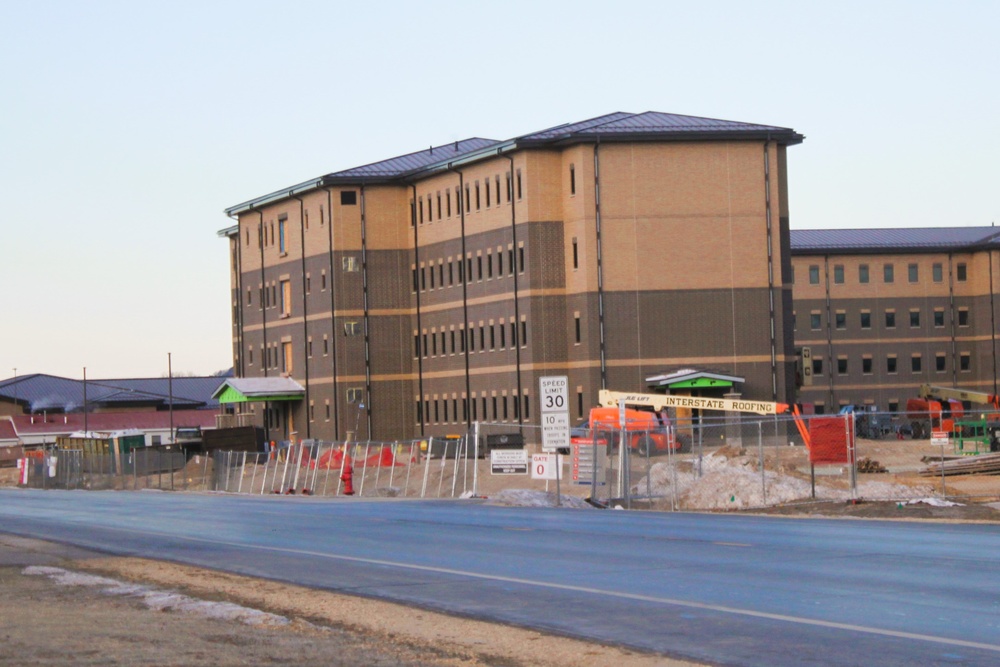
xmin=920 ymin=453 xmax=1000 ymax=477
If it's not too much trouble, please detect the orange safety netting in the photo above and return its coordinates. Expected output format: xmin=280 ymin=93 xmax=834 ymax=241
xmin=314 ymin=446 xmax=411 ymax=469
xmin=808 ymin=416 xmax=855 ymax=465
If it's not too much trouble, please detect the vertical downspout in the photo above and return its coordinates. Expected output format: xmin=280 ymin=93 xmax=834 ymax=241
xmin=291 ymin=193 xmax=311 ymax=439
xmin=823 ymin=255 xmax=834 ymax=407
xmin=255 ymin=208 xmax=269 ymax=444
xmin=593 ymin=140 xmax=608 ymax=389
xmin=991 ymin=248 xmax=998 ymax=395
xmin=360 ymin=185 xmax=373 ymax=439
xmin=410 ymin=183 xmax=425 ymax=436
xmin=226 ymin=211 xmax=244 ymax=378
xmin=448 ymin=164 xmax=473 ymax=428
xmin=321 ymin=187 xmax=341 ymax=437
xmin=948 ymin=252 xmax=957 ymax=386
xmin=763 ymin=139 xmax=779 ymax=401
xmin=503 ymin=151 xmax=523 ymax=427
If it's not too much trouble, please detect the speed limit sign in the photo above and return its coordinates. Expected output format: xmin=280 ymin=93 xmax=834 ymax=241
xmin=539 ymin=376 xmax=569 ymax=452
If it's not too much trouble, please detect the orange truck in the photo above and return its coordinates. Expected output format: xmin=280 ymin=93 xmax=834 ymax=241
xmin=574 ymin=406 xmax=679 ymax=455
xmin=905 ymin=384 xmax=1000 ymax=439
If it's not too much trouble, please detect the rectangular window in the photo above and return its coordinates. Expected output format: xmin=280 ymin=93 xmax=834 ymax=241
xmin=885 ymin=310 xmax=896 ymax=328
xmin=908 ymin=263 xmax=919 ymax=283
xmin=487 ymin=253 xmax=493 ymax=278
xmin=419 ymin=198 xmax=424 ymax=224
xmin=468 ymin=327 xmax=475 ymax=352
xmin=344 ymin=321 xmax=361 ymax=336
xmin=477 ymin=255 xmax=483 ymax=280
xmin=932 ymin=263 xmax=943 ymax=282
xmin=933 ymin=309 xmax=945 ymax=327
xmin=833 ymin=265 xmax=844 ymax=284
xmin=420 ymin=267 xmax=426 ymax=291
xmin=321 ymin=271 xmax=327 ymax=291
xmin=569 ymin=164 xmax=576 ymax=195
xmin=516 ymin=170 xmax=522 ymax=199
xmin=439 ymin=263 xmax=444 ymax=287
xmin=510 ymin=322 xmax=517 ymax=347
xmin=911 ymin=355 xmax=922 ymax=373
xmin=884 ymin=264 xmax=894 ymax=283
xmin=479 ymin=326 xmax=485 ymax=350
xmin=496 ymin=175 xmax=501 ymax=204
xmin=323 ymin=336 xmax=329 ymax=355
xmin=347 ymin=388 xmax=363 ymax=403
xmin=860 ymin=311 xmax=871 ymax=329
xmin=521 ymin=320 xmax=527 ymax=347
xmin=459 ymin=327 xmax=466 ymax=353
xmin=485 ymin=179 xmax=491 ymax=207
xmin=429 ymin=264 xmax=435 ymax=288
xmin=572 ymin=238 xmax=579 ymax=269
xmin=422 ymin=333 xmax=428 ymax=357
xmin=280 ymin=280 xmax=291 ymax=317
xmin=575 ymin=315 xmax=581 ymax=343
xmin=887 ymin=356 xmax=897 ymax=374
xmin=446 ymin=191 xmax=452 ymax=217
xmin=958 ymin=308 xmax=969 ymax=326
xmin=812 ymin=358 xmax=823 ymax=376
xmin=935 ymin=354 xmax=946 ymax=372
xmin=343 ymin=256 xmax=360 ymax=272
xmin=835 ymin=311 xmax=846 ymax=329
xmin=837 ymin=357 xmax=848 ymax=375
xmin=497 ymin=251 xmax=503 ymax=276
xmin=506 ymin=173 xmax=511 ymax=201
xmin=246 ymin=288 xmax=252 ymax=306
xmin=278 ymin=219 xmax=286 ymax=254
xmin=808 ymin=265 xmax=820 ymax=285
xmin=810 ymin=312 xmax=821 ymax=330
xmin=437 ymin=193 xmax=442 ymax=219
xmin=489 ymin=325 xmax=495 ymax=350
xmin=450 ymin=330 xmax=456 ymax=354
xmin=341 ymin=191 xmax=357 ymax=205
xmin=862 ymin=357 xmax=873 ymax=375
xmin=465 ymin=185 xmax=471 ymax=212
xmin=499 ymin=323 xmax=506 ymax=348
xmin=519 ymin=246 xmax=525 ymax=272
xmin=960 ymin=352 xmax=971 ymax=371
xmin=282 ymin=342 xmax=293 ymax=374
xmin=957 ymin=263 xmax=967 ymax=281
xmin=910 ymin=309 xmax=920 ymax=328
xmin=523 ymin=394 xmax=530 ymax=420
xmin=859 ymin=264 xmax=869 ymax=284
xmin=475 ymin=182 xmax=481 ymax=210
xmin=431 ymin=332 xmax=437 ymax=356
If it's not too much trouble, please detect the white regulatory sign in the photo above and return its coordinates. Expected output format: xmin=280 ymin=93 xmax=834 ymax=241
xmin=539 ymin=376 xmax=570 ymax=452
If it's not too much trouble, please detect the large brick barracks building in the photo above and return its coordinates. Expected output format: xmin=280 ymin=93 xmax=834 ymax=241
xmin=221 ymin=112 xmax=805 ymax=441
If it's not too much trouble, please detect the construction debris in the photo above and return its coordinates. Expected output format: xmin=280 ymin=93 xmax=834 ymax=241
xmin=856 ymin=457 xmax=887 ymax=473
xmin=919 ymin=453 xmax=1000 ymax=477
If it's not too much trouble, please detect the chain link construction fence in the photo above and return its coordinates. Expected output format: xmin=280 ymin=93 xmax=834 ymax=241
xmin=13 ymin=409 xmax=1000 ymax=510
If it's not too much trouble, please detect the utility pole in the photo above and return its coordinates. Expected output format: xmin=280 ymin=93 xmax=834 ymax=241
xmin=168 ymin=353 xmax=174 ymax=444
xmin=83 ymin=367 xmax=88 ymax=434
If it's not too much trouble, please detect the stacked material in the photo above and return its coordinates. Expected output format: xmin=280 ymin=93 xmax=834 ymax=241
xmin=920 ymin=453 xmax=1000 ymax=477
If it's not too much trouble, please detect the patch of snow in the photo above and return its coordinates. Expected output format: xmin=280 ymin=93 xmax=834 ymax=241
xmin=632 ymin=451 xmax=934 ymax=510
xmin=487 ymin=488 xmax=592 ymax=509
xmin=23 ymin=566 xmax=288 ymax=627
xmin=905 ymin=497 xmax=965 ymax=507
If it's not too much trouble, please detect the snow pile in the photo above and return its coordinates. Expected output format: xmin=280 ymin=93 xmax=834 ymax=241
xmin=906 ymin=497 xmax=964 ymax=507
xmin=24 ymin=566 xmax=289 ymax=627
xmin=487 ymin=488 xmax=592 ymax=509
xmin=634 ymin=449 xmax=933 ymax=510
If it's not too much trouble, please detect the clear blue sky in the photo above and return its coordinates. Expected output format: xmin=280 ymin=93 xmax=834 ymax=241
xmin=2 ymin=0 xmax=997 ymax=380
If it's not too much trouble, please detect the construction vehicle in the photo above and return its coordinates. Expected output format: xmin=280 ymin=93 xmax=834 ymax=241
xmin=905 ymin=384 xmax=1000 ymax=439
xmin=910 ymin=384 xmax=1000 ymax=447
xmin=588 ymin=389 xmax=811 ymax=453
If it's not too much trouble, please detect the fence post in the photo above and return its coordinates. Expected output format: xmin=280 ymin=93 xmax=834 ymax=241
xmin=473 ymin=423 xmax=481 ymax=498
xmin=758 ymin=421 xmax=766 ymax=506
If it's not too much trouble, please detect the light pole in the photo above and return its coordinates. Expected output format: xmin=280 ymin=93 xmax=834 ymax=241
xmin=11 ymin=368 xmax=17 ymax=415
xmin=168 ymin=352 xmax=174 ymax=444
xmin=82 ymin=367 xmax=88 ymax=434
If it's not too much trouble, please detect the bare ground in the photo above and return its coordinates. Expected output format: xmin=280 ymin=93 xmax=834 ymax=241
xmin=0 ymin=534 xmax=698 ymax=667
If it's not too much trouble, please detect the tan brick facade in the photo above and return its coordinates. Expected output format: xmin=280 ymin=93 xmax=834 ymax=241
xmin=222 ymin=113 xmax=803 ymax=442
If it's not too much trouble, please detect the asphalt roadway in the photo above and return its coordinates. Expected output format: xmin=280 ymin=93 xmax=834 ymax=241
xmin=1 ymin=489 xmax=998 ymax=666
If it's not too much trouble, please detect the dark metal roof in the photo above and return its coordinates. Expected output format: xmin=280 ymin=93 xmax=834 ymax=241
xmin=520 ymin=111 xmax=802 ymax=145
xmin=0 ymin=374 xmax=222 ymax=412
xmin=323 ymin=137 xmax=501 ymax=181
xmin=791 ymin=227 xmax=1000 ymax=255
xmin=224 ymin=110 xmax=804 ymax=216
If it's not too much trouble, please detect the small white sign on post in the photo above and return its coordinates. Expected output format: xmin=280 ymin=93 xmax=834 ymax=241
xmin=531 ymin=453 xmax=562 ymax=480
xmin=539 ymin=375 xmax=570 ymax=453
xmin=931 ymin=431 xmax=950 ymax=448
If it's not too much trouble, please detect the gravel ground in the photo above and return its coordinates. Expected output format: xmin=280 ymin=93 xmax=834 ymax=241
xmin=0 ymin=534 xmax=697 ymax=667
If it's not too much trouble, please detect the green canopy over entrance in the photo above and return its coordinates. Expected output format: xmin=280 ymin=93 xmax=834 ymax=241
xmin=212 ymin=377 xmax=305 ymax=404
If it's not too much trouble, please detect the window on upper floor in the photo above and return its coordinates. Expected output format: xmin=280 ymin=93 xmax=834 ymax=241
xmin=278 ymin=219 xmax=287 ymax=254
xmin=933 ymin=263 xmax=943 ymax=282
xmin=833 ymin=265 xmax=844 ymax=284
xmin=859 ymin=264 xmax=869 ymax=284
xmin=570 ymin=164 xmax=576 ymax=195
xmin=958 ymin=308 xmax=970 ymax=326
xmin=860 ymin=311 xmax=871 ymax=329
xmin=934 ymin=309 xmax=945 ymax=327
xmin=908 ymin=263 xmax=919 ymax=283
xmin=957 ymin=263 xmax=967 ymax=281
xmin=884 ymin=263 xmax=894 ymax=283
xmin=341 ymin=191 xmax=357 ymax=205
xmin=808 ymin=265 xmax=820 ymax=284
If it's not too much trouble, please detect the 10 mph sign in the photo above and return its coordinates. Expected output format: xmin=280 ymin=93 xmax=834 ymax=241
xmin=539 ymin=375 xmax=569 ymax=453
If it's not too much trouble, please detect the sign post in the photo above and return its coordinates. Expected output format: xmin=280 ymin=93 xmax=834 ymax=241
xmin=539 ymin=376 xmax=569 ymax=506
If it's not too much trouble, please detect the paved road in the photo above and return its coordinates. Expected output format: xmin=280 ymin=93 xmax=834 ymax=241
xmin=1 ymin=489 xmax=998 ymax=666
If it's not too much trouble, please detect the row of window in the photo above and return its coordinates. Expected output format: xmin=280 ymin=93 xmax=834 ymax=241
xmin=416 ymin=391 xmax=531 ymax=425
xmin=248 ymin=322 xmax=364 ymax=369
xmin=414 ymin=245 xmax=525 ymax=292
xmin=414 ymin=171 xmax=522 ymax=225
xmin=247 ymin=257 xmax=360 ymax=310
xmin=245 ymin=191 xmax=358 ymax=251
xmin=416 ymin=319 xmax=528 ymax=357
xmin=797 ymin=307 xmax=971 ymax=331
xmin=307 ymin=388 xmax=364 ymax=423
xmin=801 ymin=261 xmax=968 ymax=286
xmin=809 ymin=351 xmax=972 ymax=376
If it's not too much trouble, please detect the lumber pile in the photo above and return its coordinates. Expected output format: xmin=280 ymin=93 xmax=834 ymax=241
xmin=919 ymin=453 xmax=1000 ymax=477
